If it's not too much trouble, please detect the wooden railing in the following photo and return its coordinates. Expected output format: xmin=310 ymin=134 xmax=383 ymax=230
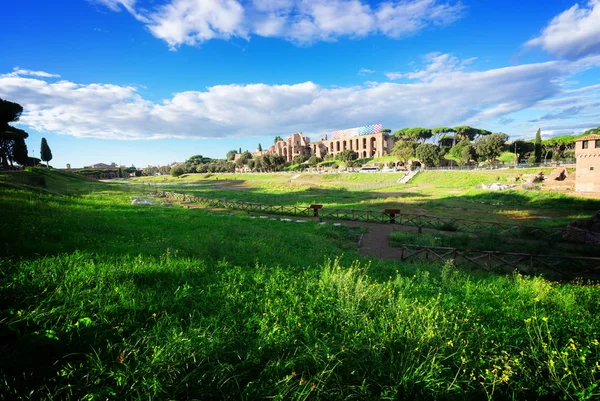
xmin=152 ymin=191 xmax=597 ymax=244
xmin=399 ymin=244 xmax=600 ymax=279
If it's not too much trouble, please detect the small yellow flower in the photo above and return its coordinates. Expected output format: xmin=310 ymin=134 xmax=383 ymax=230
xmin=592 ymin=339 xmax=599 ymax=346
xmin=548 ymin=359 xmax=555 ymax=368
xmin=447 ymin=340 xmax=454 ymax=347
xmin=542 ymin=317 xmax=548 ymax=322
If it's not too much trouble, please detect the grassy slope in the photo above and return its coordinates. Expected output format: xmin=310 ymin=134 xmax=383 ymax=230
xmin=133 ymin=170 xmax=600 ymax=227
xmin=1 ymin=172 xmax=600 ymax=400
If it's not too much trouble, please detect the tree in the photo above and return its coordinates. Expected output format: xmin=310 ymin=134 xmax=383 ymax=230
xmin=449 ymin=140 xmax=475 ymax=166
xmin=452 ymin=126 xmax=491 ymax=146
xmin=0 ymin=98 xmax=29 ymax=168
xmin=12 ymin=138 xmax=28 ymax=166
xmin=335 ymin=149 xmax=358 ymax=166
xmin=307 ymin=155 xmax=321 ymax=166
xmin=512 ymin=140 xmax=534 ymax=163
xmin=394 ymin=127 xmax=432 ymax=144
xmin=432 ymin=127 xmax=455 ymax=145
xmin=393 ymin=141 xmax=416 ymax=165
xmin=238 ymin=147 xmax=242 ymax=154
xmin=474 ymin=133 xmax=508 ymax=164
xmin=118 ymin=167 xmax=123 ymax=178
xmin=226 ymin=150 xmax=238 ymax=161
xmin=40 ymin=137 xmax=53 ymax=167
xmin=170 ymin=166 xmax=184 ymax=177
xmin=274 ymin=136 xmax=283 ymax=144
xmin=381 ymin=128 xmax=392 ymax=134
xmin=186 ymin=154 xmax=210 ymax=165
xmin=292 ymin=154 xmax=306 ymax=164
xmin=534 ymin=128 xmax=542 ymax=162
xmin=415 ymin=143 xmax=442 ymax=167
xmin=257 ymin=143 xmax=262 ymax=152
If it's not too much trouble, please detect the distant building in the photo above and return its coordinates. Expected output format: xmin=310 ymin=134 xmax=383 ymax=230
xmin=258 ymin=124 xmax=395 ymax=164
xmin=575 ymin=134 xmax=600 ymax=192
xmin=269 ymin=132 xmax=311 ymax=163
xmin=311 ymin=124 xmax=394 ymax=159
xmin=85 ymin=162 xmax=120 ymax=169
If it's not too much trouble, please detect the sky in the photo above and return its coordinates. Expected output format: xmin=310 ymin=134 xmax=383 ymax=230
xmin=1 ymin=0 xmax=600 ymax=168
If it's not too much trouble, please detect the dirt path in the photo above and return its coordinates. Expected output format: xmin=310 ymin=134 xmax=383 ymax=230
xmin=346 ymin=222 xmax=403 ymax=259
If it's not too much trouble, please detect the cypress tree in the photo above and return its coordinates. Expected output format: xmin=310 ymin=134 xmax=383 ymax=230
xmin=40 ymin=137 xmax=53 ymax=167
xmin=12 ymin=138 xmax=28 ymax=166
xmin=258 ymin=143 xmax=262 ymax=152
xmin=534 ymin=128 xmax=542 ymax=163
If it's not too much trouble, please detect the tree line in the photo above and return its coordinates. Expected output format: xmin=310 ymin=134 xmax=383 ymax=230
xmin=391 ymin=126 xmax=588 ymax=168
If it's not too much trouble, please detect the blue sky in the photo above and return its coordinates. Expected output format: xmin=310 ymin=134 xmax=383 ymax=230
xmin=1 ymin=0 xmax=599 ymax=168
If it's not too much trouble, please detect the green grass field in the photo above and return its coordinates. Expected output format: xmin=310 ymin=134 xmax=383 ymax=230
xmin=132 ymin=169 xmax=600 ymax=227
xmin=2 ymin=170 xmax=600 ymax=400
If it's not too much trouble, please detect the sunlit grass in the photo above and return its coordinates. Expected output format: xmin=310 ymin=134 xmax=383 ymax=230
xmin=1 ymin=172 xmax=600 ymax=400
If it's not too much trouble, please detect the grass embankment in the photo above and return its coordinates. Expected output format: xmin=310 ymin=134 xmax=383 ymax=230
xmin=389 ymin=230 xmax=596 ymax=258
xmin=0 ymin=168 xmax=114 ymax=196
xmin=132 ymin=170 xmax=600 ymax=227
xmin=1 ymin=171 xmax=600 ymax=400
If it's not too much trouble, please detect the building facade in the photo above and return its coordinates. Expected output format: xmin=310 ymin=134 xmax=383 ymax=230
xmin=260 ymin=124 xmax=395 ymax=163
xmin=268 ymin=132 xmax=311 ymax=163
xmin=312 ymin=132 xmax=394 ymax=159
xmin=575 ymin=134 xmax=600 ymax=192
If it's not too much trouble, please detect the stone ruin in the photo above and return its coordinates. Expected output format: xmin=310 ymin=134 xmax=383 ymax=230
xmin=563 ymin=211 xmax=600 ymax=245
xmin=479 ymin=183 xmax=516 ymax=191
xmin=543 ymin=168 xmax=575 ymax=191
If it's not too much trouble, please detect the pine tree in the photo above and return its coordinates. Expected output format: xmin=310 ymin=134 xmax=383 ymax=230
xmin=40 ymin=137 xmax=53 ymax=167
xmin=258 ymin=143 xmax=262 ymax=152
xmin=534 ymin=128 xmax=542 ymax=163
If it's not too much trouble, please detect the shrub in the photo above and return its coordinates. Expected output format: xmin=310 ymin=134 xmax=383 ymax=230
xmin=170 ymin=166 xmax=185 ymax=177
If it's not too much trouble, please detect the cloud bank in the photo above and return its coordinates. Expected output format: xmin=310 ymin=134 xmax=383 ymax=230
xmin=3 ymin=55 xmax=600 ymax=141
xmin=94 ymin=0 xmax=464 ymax=48
xmin=527 ymin=0 xmax=600 ymax=59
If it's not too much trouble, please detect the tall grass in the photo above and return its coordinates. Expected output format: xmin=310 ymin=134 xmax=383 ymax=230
xmin=2 ymin=171 xmax=599 ymax=400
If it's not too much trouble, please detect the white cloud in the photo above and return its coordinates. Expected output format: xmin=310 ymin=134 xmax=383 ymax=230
xmin=0 ymin=68 xmax=61 ymax=79
xmin=147 ymin=0 xmax=246 ymax=49
xmin=358 ymin=68 xmax=375 ymax=75
xmin=376 ymin=0 xmax=464 ymax=38
xmin=526 ymin=0 xmax=600 ymax=59
xmin=386 ymin=52 xmax=476 ymax=82
xmin=385 ymin=72 xmax=404 ymax=80
xmin=4 ymin=59 xmax=599 ymax=141
xmin=94 ymin=0 xmax=464 ymax=48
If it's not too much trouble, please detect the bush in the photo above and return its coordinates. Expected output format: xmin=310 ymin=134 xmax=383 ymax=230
xmin=170 ymin=166 xmax=185 ymax=177
xmin=307 ymin=156 xmax=322 ymax=166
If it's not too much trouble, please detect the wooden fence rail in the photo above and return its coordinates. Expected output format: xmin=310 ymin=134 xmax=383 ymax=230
xmin=152 ymin=191 xmax=596 ymax=244
xmin=400 ymin=244 xmax=600 ymax=279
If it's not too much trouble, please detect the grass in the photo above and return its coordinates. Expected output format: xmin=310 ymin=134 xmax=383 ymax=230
xmin=388 ymin=230 xmax=597 ymax=258
xmin=2 ymin=170 xmax=600 ymax=400
xmin=130 ymin=169 xmax=600 ymax=228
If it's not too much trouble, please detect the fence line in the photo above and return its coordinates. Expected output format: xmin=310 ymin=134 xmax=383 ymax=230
xmin=399 ymin=244 xmax=600 ymax=279
xmin=152 ymin=190 xmax=595 ymax=244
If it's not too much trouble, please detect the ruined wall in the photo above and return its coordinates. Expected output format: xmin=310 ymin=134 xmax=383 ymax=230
xmin=315 ymin=133 xmax=394 ymax=159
